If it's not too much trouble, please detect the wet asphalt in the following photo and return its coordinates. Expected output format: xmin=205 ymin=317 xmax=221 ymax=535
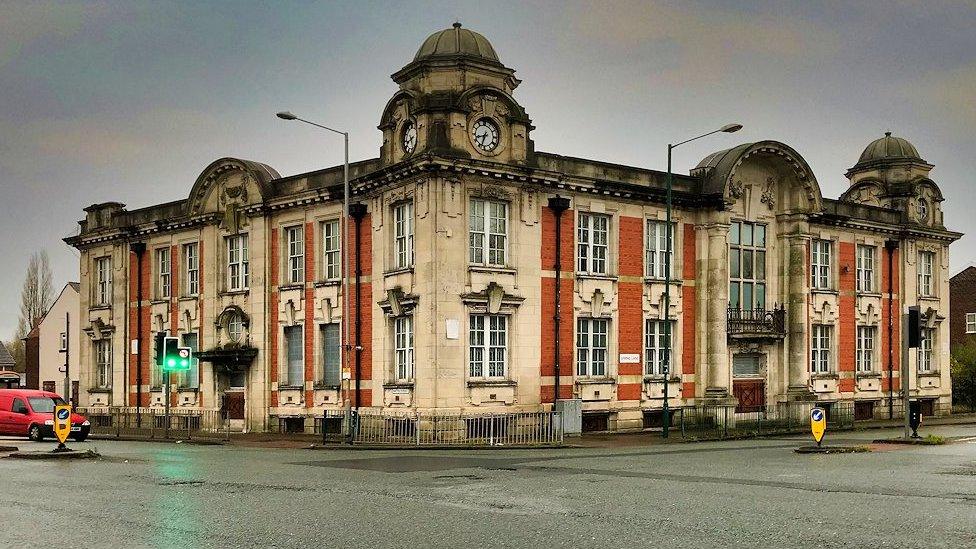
xmin=2 ymin=424 xmax=976 ymax=549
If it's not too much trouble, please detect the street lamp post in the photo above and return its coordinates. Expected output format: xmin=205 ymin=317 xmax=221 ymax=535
xmin=662 ymin=123 xmax=742 ymax=438
xmin=276 ymin=111 xmax=351 ymax=404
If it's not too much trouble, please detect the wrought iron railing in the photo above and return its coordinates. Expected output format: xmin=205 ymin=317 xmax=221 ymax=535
xmin=727 ymin=306 xmax=786 ymax=336
xmin=77 ymin=406 xmax=228 ymax=441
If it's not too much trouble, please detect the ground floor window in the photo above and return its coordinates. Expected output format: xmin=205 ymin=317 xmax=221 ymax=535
xmin=732 ymin=354 xmax=762 ymax=377
xmin=856 ymin=326 xmax=875 ymax=373
xmin=94 ymin=339 xmax=112 ymax=389
xmin=394 ymin=316 xmax=414 ymax=381
xmin=811 ymin=325 xmax=832 ymax=374
xmin=320 ymin=323 xmax=341 ymax=386
xmin=644 ymin=319 xmax=673 ymax=376
xmin=918 ymin=327 xmax=935 ymax=372
xmin=577 ymin=318 xmax=609 ymax=377
xmin=283 ymin=325 xmax=303 ymax=387
xmin=178 ymin=332 xmax=199 ymax=389
xmin=469 ymin=314 xmax=507 ymax=378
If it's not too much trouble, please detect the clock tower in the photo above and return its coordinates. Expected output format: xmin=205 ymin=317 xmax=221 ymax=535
xmin=378 ymin=23 xmax=534 ymax=166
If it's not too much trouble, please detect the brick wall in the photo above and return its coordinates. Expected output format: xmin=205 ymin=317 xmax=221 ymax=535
xmin=352 ymin=214 xmax=373 ymax=407
xmin=681 ymin=223 xmax=696 ymax=397
xmin=269 ymin=228 xmax=279 ymax=407
xmin=950 ymin=266 xmax=976 ymax=349
xmin=617 ymin=216 xmax=643 ymax=402
xmin=304 ymin=221 xmax=315 ymax=407
xmin=129 ymin=250 xmax=152 ymax=406
xmin=539 ymin=206 xmax=574 ymax=402
xmin=838 ymin=242 xmax=856 ymax=393
xmin=881 ymin=246 xmax=900 ymax=392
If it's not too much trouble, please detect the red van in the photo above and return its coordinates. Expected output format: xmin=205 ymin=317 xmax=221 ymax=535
xmin=0 ymin=389 xmax=90 ymax=442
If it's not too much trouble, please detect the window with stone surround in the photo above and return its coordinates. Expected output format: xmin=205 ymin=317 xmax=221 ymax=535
xmin=393 ymin=202 xmax=414 ymax=269
xmin=729 ymin=221 xmax=767 ymax=310
xmin=94 ymin=256 xmax=112 ymax=306
xmin=183 ymin=243 xmax=199 ymax=296
xmin=810 ymin=324 xmax=832 ymax=374
xmin=226 ymin=234 xmax=249 ymax=291
xmin=320 ymin=323 xmax=341 ymax=386
xmin=645 ymin=220 xmax=674 ymax=279
xmin=94 ymin=339 xmax=112 ymax=389
xmin=644 ymin=319 xmax=673 ymax=376
xmin=811 ymin=239 xmax=831 ymax=290
xmin=918 ymin=327 xmax=935 ymax=372
xmin=285 ymin=225 xmax=304 ymax=285
xmin=576 ymin=318 xmax=609 ymax=377
xmin=577 ymin=212 xmax=610 ymax=275
xmin=918 ymin=251 xmax=935 ymax=296
xmin=469 ymin=199 xmax=507 ymax=267
xmin=322 ymin=220 xmax=341 ymax=281
xmin=856 ymin=326 xmax=875 ymax=373
xmin=856 ymin=244 xmax=875 ymax=293
xmin=155 ymin=248 xmax=171 ymax=299
xmin=283 ymin=325 xmax=303 ymax=387
xmin=394 ymin=316 xmax=414 ymax=381
xmin=178 ymin=332 xmax=199 ymax=389
xmin=469 ymin=314 xmax=507 ymax=378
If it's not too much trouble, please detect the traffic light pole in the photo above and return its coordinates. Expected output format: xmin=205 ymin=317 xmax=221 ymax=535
xmin=164 ymin=369 xmax=170 ymax=439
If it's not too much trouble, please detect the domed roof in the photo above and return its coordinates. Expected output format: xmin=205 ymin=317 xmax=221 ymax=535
xmin=856 ymin=132 xmax=923 ymax=166
xmin=413 ymin=23 xmax=500 ymax=64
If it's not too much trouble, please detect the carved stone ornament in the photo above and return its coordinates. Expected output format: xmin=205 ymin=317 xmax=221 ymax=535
xmin=487 ymin=282 xmax=505 ymax=315
xmin=761 ymin=177 xmax=776 ymax=209
xmin=728 ymin=180 xmax=744 ymax=199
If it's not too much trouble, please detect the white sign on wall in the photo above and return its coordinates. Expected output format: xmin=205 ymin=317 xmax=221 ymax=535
xmin=446 ymin=319 xmax=460 ymax=340
xmin=619 ymin=353 xmax=641 ymax=364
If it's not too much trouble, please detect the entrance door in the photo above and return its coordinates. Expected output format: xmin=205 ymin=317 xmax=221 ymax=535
xmin=732 ymin=354 xmax=766 ymax=413
xmin=223 ymin=370 xmax=246 ymax=421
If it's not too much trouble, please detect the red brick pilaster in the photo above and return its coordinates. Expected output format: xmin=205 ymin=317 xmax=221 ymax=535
xmin=129 ymin=250 xmax=152 ymax=406
xmin=540 ymin=206 xmax=574 ymax=402
xmin=617 ymin=216 xmax=644 ymax=402
xmin=838 ymin=242 xmax=856 ymax=390
xmin=197 ymin=240 xmax=204 ymax=407
xmin=881 ymin=246 xmax=900 ymax=393
xmin=681 ymin=223 xmax=697 ymax=397
xmin=304 ymin=221 xmax=315 ymax=407
xmin=349 ymin=214 xmax=373 ymax=407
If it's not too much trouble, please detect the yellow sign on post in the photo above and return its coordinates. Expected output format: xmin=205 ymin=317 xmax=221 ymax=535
xmin=810 ymin=407 xmax=826 ymax=446
xmin=53 ymin=404 xmax=72 ymax=445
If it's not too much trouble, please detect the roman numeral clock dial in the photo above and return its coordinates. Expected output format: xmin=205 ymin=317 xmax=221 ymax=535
xmin=472 ymin=118 xmax=499 ymax=153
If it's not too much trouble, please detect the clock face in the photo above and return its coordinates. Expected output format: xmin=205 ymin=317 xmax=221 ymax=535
xmin=916 ymin=198 xmax=928 ymax=221
xmin=472 ymin=118 xmax=499 ymax=152
xmin=402 ymin=122 xmax=417 ymax=154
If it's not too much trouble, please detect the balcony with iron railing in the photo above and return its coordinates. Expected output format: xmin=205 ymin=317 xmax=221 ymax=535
xmin=727 ymin=305 xmax=786 ymax=339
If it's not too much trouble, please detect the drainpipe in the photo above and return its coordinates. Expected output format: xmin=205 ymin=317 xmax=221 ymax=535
xmin=547 ymin=196 xmax=570 ymax=404
xmin=885 ymin=239 xmax=898 ymax=419
xmin=130 ymin=242 xmax=146 ymax=423
xmin=349 ymin=203 xmax=368 ymax=411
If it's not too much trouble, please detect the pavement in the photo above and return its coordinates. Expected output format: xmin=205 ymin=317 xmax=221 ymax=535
xmin=2 ymin=424 xmax=976 ymax=548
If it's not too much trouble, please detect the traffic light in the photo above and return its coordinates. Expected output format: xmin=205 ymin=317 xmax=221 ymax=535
xmin=908 ymin=306 xmax=922 ymax=349
xmin=160 ymin=336 xmax=192 ymax=371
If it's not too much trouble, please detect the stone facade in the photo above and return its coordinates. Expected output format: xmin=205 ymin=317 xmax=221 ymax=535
xmin=66 ymin=25 xmax=961 ymax=432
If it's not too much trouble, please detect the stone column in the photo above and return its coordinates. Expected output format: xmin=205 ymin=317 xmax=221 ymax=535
xmin=704 ymin=222 xmax=732 ymax=400
xmin=784 ymin=219 xmax=815 ymax=400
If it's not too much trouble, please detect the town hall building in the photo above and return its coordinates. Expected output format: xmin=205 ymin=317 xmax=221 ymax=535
xmin=67 ymin=25 xmax=960 ymax=432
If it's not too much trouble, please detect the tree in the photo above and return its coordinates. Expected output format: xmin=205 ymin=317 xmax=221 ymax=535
xmin=9 ymin=251 xmax=54 ymax=372
xmin=951 ymin=342 xmax=976 ymax=412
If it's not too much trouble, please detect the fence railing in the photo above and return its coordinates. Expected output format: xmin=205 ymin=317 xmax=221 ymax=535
xmin=307 ymin=409 xmax=564 ymax=447
xmin=78 ymin=407 xmax=229 ymax=441
xmin=673 ymin=400 xmax=855 ymax=439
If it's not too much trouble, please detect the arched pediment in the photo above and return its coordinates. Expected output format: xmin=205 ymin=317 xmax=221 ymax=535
xmin=186 ymin=157 xmax=279 ymax=215
xmin=840 ymin=179 xmax=888 ymax=207
xmin=378 ymin=90 xmax=419 ymax=130
xmin=457 ymin=86 xmax=529 ymax=123
xmin=913 ymin=177 xmax=944 ymax=202
xmin=695 ymin=140 xmax=823 ymax=214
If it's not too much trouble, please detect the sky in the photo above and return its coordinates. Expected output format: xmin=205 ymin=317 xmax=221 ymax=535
xmin=1 ymin=0 xmax=975 ymax=340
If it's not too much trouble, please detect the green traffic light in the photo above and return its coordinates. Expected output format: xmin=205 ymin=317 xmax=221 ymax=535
xmin=168 ymin=358 xmax=176 ymax=367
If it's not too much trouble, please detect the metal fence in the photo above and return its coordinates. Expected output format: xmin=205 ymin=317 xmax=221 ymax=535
xmin=314 ymin=409 xmax=564 ymax=447
xmin=672 ymin=401 xmax=855 ymax=439
xmin=79 ymin=407 xmax=229 ymax=441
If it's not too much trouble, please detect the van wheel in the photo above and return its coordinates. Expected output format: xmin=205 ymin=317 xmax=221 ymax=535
xmin=28 ymin=425 xmax=44 ymax=442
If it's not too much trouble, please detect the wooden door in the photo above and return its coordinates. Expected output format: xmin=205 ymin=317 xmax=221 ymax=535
xmin=225 ymin=391 xmax=245 ymax=420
